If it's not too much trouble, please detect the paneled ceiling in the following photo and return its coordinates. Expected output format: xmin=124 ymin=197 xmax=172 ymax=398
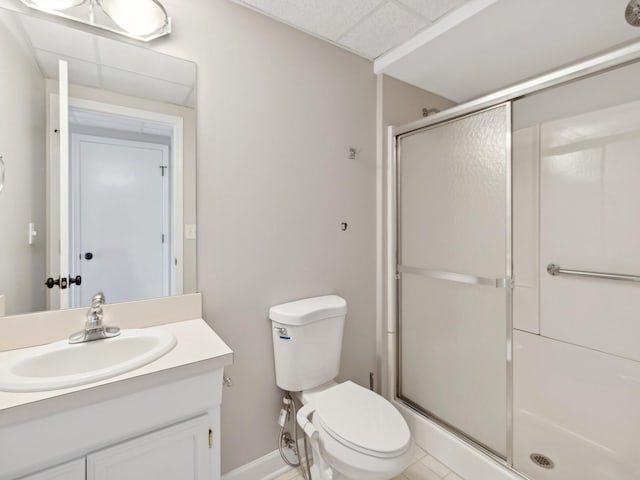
xmin=230 ymin=0 xmax=640 ymax=103
xmin=230 ymin=0 xmax=471 ymax=59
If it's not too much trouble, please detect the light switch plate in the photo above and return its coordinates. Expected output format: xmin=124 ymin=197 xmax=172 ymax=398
xmin=28 ymin=222 xmax=37 ymax=245
xmin=185 ymin=224 xmax=197 ymax=240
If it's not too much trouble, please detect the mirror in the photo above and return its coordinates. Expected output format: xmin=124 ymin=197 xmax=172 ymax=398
xmin=0 ymin=6 xmax=196 ymax=317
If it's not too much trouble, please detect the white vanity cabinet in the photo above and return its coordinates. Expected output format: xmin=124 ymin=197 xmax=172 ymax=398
xmin=86 ymin=415 xmax=211 ymax=480
xmin=3 ymin=367 xmax=229 ymax=480
xmin=19 ymin=460 xmax=85 ymax=480
xmin=19 ymin=415 xmax=211 ymax=480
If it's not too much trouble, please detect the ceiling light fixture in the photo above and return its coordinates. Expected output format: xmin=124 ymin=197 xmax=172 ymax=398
xmin=97 ymin=0 xmax=168 ymax=38
xmin=19 ymin=0 xmax=171 ymax=41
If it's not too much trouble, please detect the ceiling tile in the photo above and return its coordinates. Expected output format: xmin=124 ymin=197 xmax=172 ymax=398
xmin=19 ymin=15 xmax=97 ymax=63
xmin=397 ymin=0 xmax=468 ymax=21
xmin=339 ymin=1 xmax=427 ymax=58
xmin=235 ymin=0 xmax=383 ymax=40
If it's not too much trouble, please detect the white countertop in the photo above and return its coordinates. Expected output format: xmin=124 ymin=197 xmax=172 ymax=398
xmin=0 ymin=319 xmax=233 ymax=427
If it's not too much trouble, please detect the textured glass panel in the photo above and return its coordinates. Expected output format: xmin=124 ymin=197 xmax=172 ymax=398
xmin=399 ymin=105 xmax=507 ymax=278
xmin=397 ymin=105 xmax=509 ymax=457
xmin=400 ymin=274 xmax=507 ymax=456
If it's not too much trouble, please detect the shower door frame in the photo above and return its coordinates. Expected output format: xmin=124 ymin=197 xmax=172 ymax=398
xmin=386 ymin=37 xmax=640 ymax=474
xmin=394 ymin=102 xmax=514 ymax=463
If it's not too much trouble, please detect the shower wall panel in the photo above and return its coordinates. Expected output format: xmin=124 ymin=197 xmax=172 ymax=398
xmin=540 ymin=100 xmax=640 ymax=362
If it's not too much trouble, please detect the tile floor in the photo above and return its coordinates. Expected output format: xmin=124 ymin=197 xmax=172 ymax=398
xmin=274 ymin=445 xmax=465 ymax=480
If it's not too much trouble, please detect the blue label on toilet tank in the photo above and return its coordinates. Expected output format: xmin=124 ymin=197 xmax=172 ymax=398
xmin=279 ymin=336 xmax=291 ymax=340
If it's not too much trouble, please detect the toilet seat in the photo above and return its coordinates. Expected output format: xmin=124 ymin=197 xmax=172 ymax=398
xmin=312 ymin=381 xmax=411 ymax=458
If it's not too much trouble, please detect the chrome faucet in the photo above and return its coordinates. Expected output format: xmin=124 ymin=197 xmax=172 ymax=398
xmin=69 ymin=292 xmax=121 ymax=344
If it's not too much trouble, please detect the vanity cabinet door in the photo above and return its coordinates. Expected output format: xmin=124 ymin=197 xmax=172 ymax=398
xmin=86 ymin=415 xmax=210 ymax=480
xmin=19 ymin=459 xmax=84 ymax=480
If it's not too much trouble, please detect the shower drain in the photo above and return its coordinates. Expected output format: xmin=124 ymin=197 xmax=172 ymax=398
xmin=530 ymin=453 xmax=554 ymax=469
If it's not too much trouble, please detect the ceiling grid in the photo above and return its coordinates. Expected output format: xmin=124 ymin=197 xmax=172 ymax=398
xmin=230 ymin=0 xmax=472 ymax=59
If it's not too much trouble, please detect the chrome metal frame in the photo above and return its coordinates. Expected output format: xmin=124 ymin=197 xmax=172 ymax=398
xmin=547 ymin=264 xmax=640 ymax=283
xmin=504 ymin=103 xmax=514 ymax=465
xmin=395 ymin=133 xmax=403 ymax=402
xmin=19 ymin=0 xmax=172 ymax=42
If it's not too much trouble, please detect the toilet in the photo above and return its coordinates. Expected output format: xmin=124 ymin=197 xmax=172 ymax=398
xmin=269 ymin=295 xmax=413 ymax=480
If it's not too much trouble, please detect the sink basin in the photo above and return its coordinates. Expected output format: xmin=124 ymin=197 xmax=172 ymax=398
xmin=0 ymin=329 xmax=176 ymax=392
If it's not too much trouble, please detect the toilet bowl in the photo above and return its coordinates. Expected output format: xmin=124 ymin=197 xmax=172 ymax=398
xmin=269 ymin=295 xmax=413 ymax=480
xmin=296 ymin=381 xmax=413 ymax=480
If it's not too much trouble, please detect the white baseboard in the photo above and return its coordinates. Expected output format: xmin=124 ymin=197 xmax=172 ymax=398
xmin=222 ymin=449 xmax=294 ymax=480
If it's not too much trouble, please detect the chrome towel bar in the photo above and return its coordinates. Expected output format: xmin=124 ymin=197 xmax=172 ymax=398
xmin=547 ymin=264 xmax=640 ymax=283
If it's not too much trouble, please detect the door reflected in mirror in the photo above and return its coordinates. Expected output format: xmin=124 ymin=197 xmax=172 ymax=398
xmin=0 ymin=7 xmax=197 ymax=317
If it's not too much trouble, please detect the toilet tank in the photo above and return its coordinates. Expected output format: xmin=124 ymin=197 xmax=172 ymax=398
xmin=269 ymin=295 xmax=347 ymax=392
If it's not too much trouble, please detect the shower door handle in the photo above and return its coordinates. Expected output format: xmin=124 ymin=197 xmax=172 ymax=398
xmin=397 ymin=265 xmax=511 ymax=289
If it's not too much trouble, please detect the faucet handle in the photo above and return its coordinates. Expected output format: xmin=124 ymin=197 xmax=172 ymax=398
xmin=91 ymin=292 xmax=106 ymax=308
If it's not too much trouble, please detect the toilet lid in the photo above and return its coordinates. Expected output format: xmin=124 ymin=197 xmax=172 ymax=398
xmin=313 ymin=381 xmax=411 ymax=457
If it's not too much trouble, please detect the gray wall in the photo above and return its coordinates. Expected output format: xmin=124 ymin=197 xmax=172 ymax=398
xmin=153 ymin=0 xmax=377 ymax=472
xmin=0 ymin=13 xmax=46 ymax=316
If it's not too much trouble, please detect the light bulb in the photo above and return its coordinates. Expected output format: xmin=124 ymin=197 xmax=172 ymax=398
xmin=98 ymin=0 xmax=168 ymax=37
xmin=31 ymin=0 xmax=85 ymax=10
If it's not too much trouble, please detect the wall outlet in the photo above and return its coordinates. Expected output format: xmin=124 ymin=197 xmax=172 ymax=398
xmin=185 ymin=224 xmax=197 ymax=240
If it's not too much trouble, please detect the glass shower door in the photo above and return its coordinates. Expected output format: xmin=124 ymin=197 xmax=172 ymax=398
xmin=397 ymin=104 xmax=511 ymax=458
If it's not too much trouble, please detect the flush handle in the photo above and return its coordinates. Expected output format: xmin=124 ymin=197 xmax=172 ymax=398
xmin=273 ymin=326 xmax=288 ymax=336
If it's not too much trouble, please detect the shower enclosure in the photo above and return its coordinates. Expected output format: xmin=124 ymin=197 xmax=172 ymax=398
xmin=390 ymin=43 xmax=640 ymax=480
